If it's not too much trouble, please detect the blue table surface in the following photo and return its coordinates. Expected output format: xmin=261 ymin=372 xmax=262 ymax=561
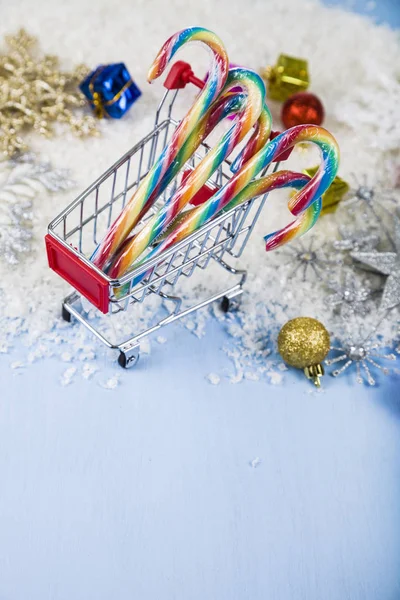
xmin=1 ymin=2 xmax=400 ymax=599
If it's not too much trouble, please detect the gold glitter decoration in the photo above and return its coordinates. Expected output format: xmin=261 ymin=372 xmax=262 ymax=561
xmin=278 ymin=317 xmax=331 ymax=387
xmin=0 ymin=29 xmax=99 ymax=157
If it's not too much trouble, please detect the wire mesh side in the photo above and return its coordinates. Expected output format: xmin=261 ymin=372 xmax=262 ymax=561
xmin=108 ymin=190 xmax=267 ymax=306
xmin=49 ymin=119 xmax=233 ymax=255
xmin=50 ymin=119 xmax=177 ymax=256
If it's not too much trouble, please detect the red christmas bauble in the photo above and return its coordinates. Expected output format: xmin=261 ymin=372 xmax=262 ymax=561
xmin=281 ymin=92 xmax=324 ymax=129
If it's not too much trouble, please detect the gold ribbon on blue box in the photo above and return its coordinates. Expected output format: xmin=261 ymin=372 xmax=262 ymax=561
xmin=80 ymin=63 xmax=141 ymax=119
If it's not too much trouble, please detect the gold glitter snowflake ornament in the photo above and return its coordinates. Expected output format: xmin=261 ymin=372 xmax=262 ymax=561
xmin=0 ymin=29 xmax=99 ymax=157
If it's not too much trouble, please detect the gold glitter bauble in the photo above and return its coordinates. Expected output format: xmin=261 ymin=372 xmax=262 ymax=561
xmin=278 ymin=317 xmax=330 ymax=370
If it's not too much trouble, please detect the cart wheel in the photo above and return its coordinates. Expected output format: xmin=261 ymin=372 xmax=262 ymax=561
xmin=221 ymin=296 xmax=231 ymax=313
xmin=221 ymin=296 xmax=240 ymax=312
xmin=118 ymin=350 xmax=140 ymax=369
xmin=221 ymin=295 xmax=241 ymax=313
xmin=61 ymin=305 xmax=72 ymax=322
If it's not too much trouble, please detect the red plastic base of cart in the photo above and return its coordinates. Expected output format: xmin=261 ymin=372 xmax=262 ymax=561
xmin=45 ymin=235 xmax=109 ymax=314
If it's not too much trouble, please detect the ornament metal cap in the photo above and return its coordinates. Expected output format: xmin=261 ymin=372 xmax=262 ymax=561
xmin=304 ymin=363 xmax=325 ymax=387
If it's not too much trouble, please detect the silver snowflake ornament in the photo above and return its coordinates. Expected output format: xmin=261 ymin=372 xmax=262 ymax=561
xmin=344 ymin=183 xmax=374 ymax=208
xmin=281 ymin=238 xmax=340 ymax=282
xmin=351 ymin=217 xmax=400 ymax=311
xmin=325 ymin=270 xmax=374 ymax=317
xmin=326 ymin=337 xmax=397 ymax=386
xmin=0 ymin=153 xmax=74 ymax=264
xmin=343 ymin=175 xmax=398 ymax=213
xmin=9 ymin=153 xmax=75 ymax=192
xmin=333 ymin=226 xmax=380 ymax=252
xmin=342 ymin=175 xmax=398 ymax=249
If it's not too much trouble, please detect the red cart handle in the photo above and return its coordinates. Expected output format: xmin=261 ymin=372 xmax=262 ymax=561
xmin=163 ymin=61 xmax=205 ymax=90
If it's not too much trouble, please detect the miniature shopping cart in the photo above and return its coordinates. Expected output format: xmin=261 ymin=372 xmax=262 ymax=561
xmin=45 ymin=61 xmax=281 ymax=368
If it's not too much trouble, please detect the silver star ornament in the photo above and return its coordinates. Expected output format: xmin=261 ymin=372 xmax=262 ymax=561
xmin=351 ymin=218 xmax=400 ymax=311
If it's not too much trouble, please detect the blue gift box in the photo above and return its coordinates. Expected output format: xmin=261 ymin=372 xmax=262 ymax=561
xmin=80 ymin=63 xmax=141 ymax=119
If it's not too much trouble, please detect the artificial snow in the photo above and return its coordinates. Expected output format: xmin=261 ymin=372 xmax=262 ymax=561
xmin=60 ymin=366 xmax=77 ymax=386
xmin=81 ymin=363 xmax=98 ymax=380
xmin=10 ymin=361 xmax=24 ymax=369
xmin=206 ymin=373 xmax=221 ymax=385
xmin=100 ymin=376 xmax=120 ymax=390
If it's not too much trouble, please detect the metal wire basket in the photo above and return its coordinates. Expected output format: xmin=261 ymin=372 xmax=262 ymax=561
xmin=45 ymin=62 xmax=280 ymax=368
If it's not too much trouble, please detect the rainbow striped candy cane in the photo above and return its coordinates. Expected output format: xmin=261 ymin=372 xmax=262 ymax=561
xmin=107 ymin=69 xmax=270 ymax=278
xmin=92 ymin=27 xmax=229 ymax=271
xmin=104 ymin=89 xmax=247 ymax=261
xmin=111 ymin=125 xmax=339 ymax=291
xmin=110 ymin=92 xmax=272 ymax=262
xmin=222 ymin=171 xmax=321 ymax=249
xmin=157 ymin=171 xmax=319 ymax=244
xmin=114 ymin=171 xmax=320 ymax=296
xmin=148 ymin=97 xmax=272 ymax=215
xmin=148 ymin=124 xmax=339 ymax=250
xmin=233 ymin=107 xmax=273 ymax=172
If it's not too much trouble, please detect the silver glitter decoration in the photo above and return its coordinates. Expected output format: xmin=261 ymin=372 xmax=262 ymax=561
xmin=342 ymin=175 xmax=398 ymax=249
xmin=0 ymin=153 xmax=74 ymax=264
xmin=8 ymin=153 xmax=75 ymax=192
xmin=333 ymin=226 xmax=380 ymax=252
xmin=351 ymin=217 xmax=400 ymax=311
xmin=343 ymin=175 xmax=398 ymax=212
xmin=281 ymin=238 xmax=340 ymax=281
xmin=326 ymin=334 xmax=397 ymax=386
xmin=325 ymin=270 xmax=374 ymax=317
